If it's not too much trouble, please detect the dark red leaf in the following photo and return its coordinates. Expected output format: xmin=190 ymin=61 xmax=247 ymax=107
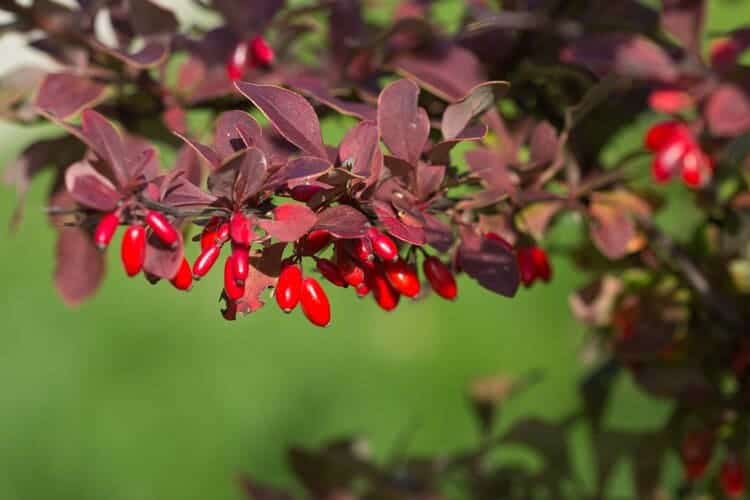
xmin=457 ymin=227 xmax=519 ymax=297
xmin=661 ymin=0 xmax=706 ymax=53
xmin=289 ymin=75 xmax=377 ymax=122
xmin=705 ymin=84 xmax=750 ymax=137
xmin=372 ymin=200 xmax=426 ymax=245
xmin=441 ymin=81 xmax=508 ymax=139
xmin=589 ymin=202 xmax=635 ymax=260
xmin=339 ymin=120 xmax=383 ymax=183
xmin=173 ymin=145 xmax=203 ymax=187
xmin=81 ymin=110 xmax=129 ymax=187
xmin=34 ymin=73 xmax=106 ymax=120
xmin=236 ymin=242 xmax=287 ymax=315
xmin=416 ymin=164 xmax=445 ymax=200
xmin=266 ymin=156 xmax=333 ymax=190
xmin=561 ymin=34 xmax=678 ymax=82
xmin=64 ymin=161 xmax=120 ymax=211
xmin=208 ymin=147 xmax=269 ymax=202
xmin=54 ymin=226 xmax=105 ymax=306
xmin=378 ymin=79 xmax=430 ymax=165
xmin=235 ymin=82 xmax=328 ymax=159
xmin=428 ymin=123 xmax=487 ymax=164
xmin=314 ymin=205 xmax=369 ymax=238
xmin=465 ymin=148 xmax=516 ymax=194
xmin=529 ymin=121 xmax=559 ymax=166
xmin=257 ymin=204 xmax=318 ymax=242
xmin=128 ymin=0 xmax=179 ymax=36
xmin=423 ymin=212 xmax=454 ymax=252
xmin=143 ymin=232 xmax=184 ymax=279
xmin=213 ymin=110 xmax=263 ymax=158
xmin=174 ymin=132 xmax=222 ymax=170
xmin=92 ymin=40 xmax=169 ymax=69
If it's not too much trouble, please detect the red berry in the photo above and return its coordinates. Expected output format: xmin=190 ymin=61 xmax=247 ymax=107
xmin=289 ymin=184 xmax=323 ymax=202
xmin=422 ymin=256 xmax=457 ymax=300
xmin=681 ymin=431 xmax=714 ymax=481
xmin=680 ymin=148 xmax=713 ymax=189
xmin=145 ymin=210 xmax=179 ymax=247
xmin=170 ymin=257 xmax=193 ymax=291
xmin=300 ymin=229 xmax=332 ymax=256
xmin=227 ymin=42 xmax=248 ymax=81
xmin=276 ymin=263 xmax=303 ymax=313
xmin=300 ymin=277 xmax=331 ymax=327
xmin=370 ymin=268 xmax=400 ymax=311
xmin=350 ymin=237 xmax=374 ymax=263
xmin=224 ymin=257 xmax=245 ymax=300
xmin=216 ymin=222 xmax=230 ymax=244
xmin=384 ymin=259 xmax=421 ymax=298
xmin=485 ymin=232 xmax=514 ymax=252
xmin=529 ymin=246 xmax=551 ymax=282
xmin=200 ymin=217 xmax=221 ymax=251
xmin=121 ymin=224 xmax=146 ymax=277
xmin=316 ymin=258 xmax=348 ymax=287
xmin=355 ymin=281 xmax=370 ymax=297
xmin=644 ymin=121 xmax=690 ymax=152
xmin=231 ymin=244 xmax=250 ymax=284
xmin=648 ymin=89 xmax=694 ymax=114
xmin=230 ymin=212 xmax=251 ymax=246
xmin=93 ymin=212 xmax=119 ymax=249
xmin=249 ymin=35 xmax=274 ymax=67
xmin=193 ymin=245 xmax=221 ymax=279
xmin=335 ymin=246 xmax=365 ymax=287
xmin=651 ymin=139 xmax=689 ymax=183
xmin=721 ymin=457 xmax=746 ymax=497
xmin=367 ymin=227 xmax=398 ymax=262
xmin=517 ymin=248 xmax=537 ymax=287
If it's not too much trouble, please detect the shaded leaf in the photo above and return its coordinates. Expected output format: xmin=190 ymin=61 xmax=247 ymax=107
xmin=237 ymin=475 xmax=294 ymax=500
xmin=428 ymin=123 xmax=487 ymax=165
xmin=208 ymin=148 xmax=269 ymax=202
xmin=213 ymin=110 xmax=263 ymax=158
xmin=64 ymin=161 xmax=120 ymax=211
xmin=516 ymin=201 xmax=563 ymax=240
xmin=128 ymin=0 xmax=179 ymax=36
xmin=92 ymin=40 xmax=169 ymax=68
xmin=143 ymin=232 xmax=184 ymax=279
xmin=81 ymin=110 xmax=129 ymax=186
xmin=423 ymin=212 xmax=453 ymax=252
xmin=269 ymin=156 xmax=333 ymax=190
xmin=705 ymin=83 xmax=750 ymax=137
xmin=661 ymin=0 xmax=705 ymax=53
xmin=441 ymin=81 xmax=508 ymax=139
xmin=589 ymin=202 xmax=635 ymax=260
xmin=378 ymin=79 xmax=429 ymax=165
xmin=529 ymin=121 xmax=559 ymax=166
xmin=416 ymin=164 xmax=445 ymax=200
xmin=34 ymin=73 xmax=106 ymax=120
xmin=561 ymin=34 xmax=678 ymax=82
xmin=339 ymin=120 xmax=382 ymax=183
xmin=174 ymin=132 xmax=222 ymax=170
xmin=55 ymin=226 xmax=105 ymax=306
xmin=237 ymin=242 xmax=287 ymax=315
xmin=372 ymin=200 xmax=426 ymax=245
xmin=314 ymin=205 xmax=369 ymax=238
xmin=236 ymin=82 xmax=328 ymax=159
xmin=289 ymin=75 xmax=376 ymax=121
xmin=457 ymin=227 xmax=519 ymax=297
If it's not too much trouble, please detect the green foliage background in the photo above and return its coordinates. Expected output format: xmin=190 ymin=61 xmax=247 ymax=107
xmin=0 ymin=1 xmax=747 ymax=499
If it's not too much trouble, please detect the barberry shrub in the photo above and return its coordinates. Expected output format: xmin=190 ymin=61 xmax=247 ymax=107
xmin=2 ymin=0 xmax=750 ymax=497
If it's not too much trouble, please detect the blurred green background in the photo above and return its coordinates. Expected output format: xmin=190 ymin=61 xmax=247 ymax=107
xmin=0 ymin=1 xmax=748 ymax=499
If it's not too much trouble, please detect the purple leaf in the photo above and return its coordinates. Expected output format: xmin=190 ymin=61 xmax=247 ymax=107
xmin=235 ymin=82 xmax=328 ymax=159
xmin=416 ymin=164 xmax=445 ymax=200
xmin=33 ymin=73 xmax=106 ymax=120
xmin=289 ymin=75 xmax=377 ymax=121
xmin=516 ymin=201 xmax=564 ymax=241
xmin=561 ymin=34 xmax=678 ymax=82
xmin=128 ymin=0 xmax=179 ymax=36
xmin=257 ymin=204 xmax=318 ymax=242
xmin=144 ymin=232 xmax=184 ymax=279
xmin=268 ymin=156 xmax=333 ymax=190
xmin=213 ymin=110 xmax=263 ymax=158
xmin=393 ymin=44 xmax=487 ymax=101
xmin=81 ymin=110 xmax=129 ymax=187
xmin=661 ymin=0 xmax=706 ymax=53
xmin=423 ymin=212 xmax=454 ymax=252
xmin=705 ymin=84 xmax=750 ymax=137
xmin=378 ymin=79 xmax=430 ymax=165
xmin=161 ymin=173 xmax=217 ymax=208
xmin=372 ymin=200 xmax=426 ymax=245
xmin=589 ymin=202 xmax=635 ymax=260
xmin=92 ymin=40 xmax=170 ymax=69
xmin=208 ymin=147 xmax=269 ymax=202
xmin=174 ymin=132 xmax=222 ymax=170
xmin=529 ymin=121 xmax=559 ymax=166
xmin=54 ymin=226 xmax=105 ymax=306
xmin=64 ymin=162 xmax=120 ymax=211
xmin=212 ymin=0 xmax=283 ymax=36
xmin=339 ymin=120 xmax=383 ymax=183
xmin=428 ymin=123 xmax=487 ymax=164
xmin=173 ymin=145 xmax=203 ymax=187
xmin=314 ymin=205 xmax=369 ymax=238
xmin=465 ymin=148 xmax=516 ymax=194
xmin=458 ymin=227 xmax=519 ymax=297
xmin=441 ymin=81 xmax=509 ymax=139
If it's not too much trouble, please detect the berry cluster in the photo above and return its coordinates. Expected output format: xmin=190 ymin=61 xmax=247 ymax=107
xmin=645 ymin=121 xmax=714 ymax=188
xmin=681 ymin=430 xmax=746 ymax=497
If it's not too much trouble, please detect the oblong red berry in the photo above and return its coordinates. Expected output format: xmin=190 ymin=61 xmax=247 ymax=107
xmin=224 ymin=257 xmax=244 ymax=300
xmin=289 ymin=184 xmax=322 ymax=202
xmin=249 ymin=35 xmax=274 ymax=67
xmin=200 ymin=217 xmax=221 ymax=251
xmin=300 ymin=229 xmax=332 ymax=256
xmin=516 ymin=248 xmax=536 ymax=287
xmin=121 ymin=224 xmax=146 ymax=277
xmin=720 ymin=457 xmax=746 ymax=497
xmin=681 ymin=431 xmax=714 ymax=481
xmin=529 ymin=246 xmax=551 ymax=282
xmin=316 ymin=258 xmax=347 ymax=287
xmin=229 ymin=211 xmax=251 ymax=246
xmin=300 ymin=277 xmax=331 ymax=327
xmin=350 ymin=237 xmax=374 ymax=263
xmin=335 ymin=247 xmax=365 ymax=287
xmin=193 ymin=245 xmax=221 ymax=279
xmin=276 ymin=263 xmax=303 ymax=313
xmin=680 ymin=148 xmax=713 ymax=189
xmin=370 ymin=268 xmax=400 ymax=311
xmin=145 ymin=210 xmax=179 ymax=247
xmin=355 ymin=281 xmax=370 ymax=297
xmin=170 ymin=257 xmax=193 ymax=291
xmin=422 ymin=256 xmax=457 ymax=300
xmin=367 ymin=227 xmax=398 ymax=262
xmin=94 ymin=212 xmax=120 ymax=249
xmin=226 ymin=42 xmax=248 ymax=81
xmin=644 ymin=121 xmax=690 ymax=152
xmin=231 ymin=244 xmax=250 ymax=284
xmin=651 ymin=139 xmax=689 ymax=183
xmin=384 ymin=259 xmax=421 ymax=298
